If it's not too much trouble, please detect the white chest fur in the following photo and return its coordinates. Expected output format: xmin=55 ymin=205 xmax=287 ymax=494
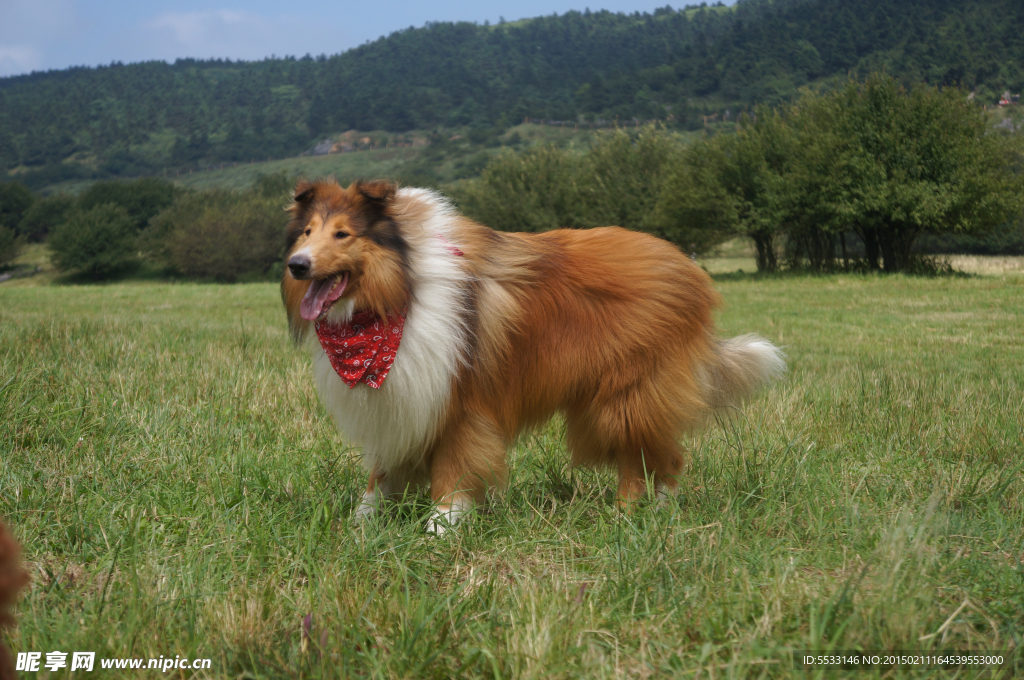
xmin=310 ymin=190 xmax=471 ymax=472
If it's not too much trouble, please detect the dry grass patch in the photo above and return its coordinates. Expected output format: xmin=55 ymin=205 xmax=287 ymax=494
xmin=948 ymin=255 xmax=1024 ymax=276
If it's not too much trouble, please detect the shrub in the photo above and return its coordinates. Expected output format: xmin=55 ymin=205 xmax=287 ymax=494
xmin=150 ymin=190 xmax=285 ymax=282
xmin=915 ymin=220 xmax=1024 ymax=256
xmin=77 ymin=178 xmax=180 ymax=231
xmin=0 ymin=225 xmax=22 ymax=266
xmin=456 ymin=125 xmax=687 ymax=239
xmin=250 ymin=171 xmax=293 ymax=201
xmin=0 ymin=181 xmax=35 ymax=237
xmin=454 ymin=145 xmax=584 ymax=232
xmin=19 ymin=194 xmax=75 ymax=242
xmin=49 ymin=203 xmax=138 ymax=277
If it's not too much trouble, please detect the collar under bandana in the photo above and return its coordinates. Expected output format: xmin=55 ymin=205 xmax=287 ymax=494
xmin=315 ymin=307 xmax=407 ymax=389
xmin=313 ymin=233 xmax=463 ymax=390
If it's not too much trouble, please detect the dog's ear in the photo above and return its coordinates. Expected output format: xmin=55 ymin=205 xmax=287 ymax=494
xmin=285 ymin=180 xmax=317 ymax=248
xmin=351 ymin=180 xmax=408 ymax=264
xmin=353 ymin=180 xmax=396 ymax=213
xmin=289 ymin=180 xmax=316 ymax=214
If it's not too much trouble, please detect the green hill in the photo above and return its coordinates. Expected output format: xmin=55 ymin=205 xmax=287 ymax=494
xmin=2 ymin=0 xmax=1022 ymax=190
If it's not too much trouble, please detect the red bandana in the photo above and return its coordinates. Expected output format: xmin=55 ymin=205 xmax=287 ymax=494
xmin=313 ymin=234 xmax=463 ymax=390
xmin=315 ymin=307 xmax=407 ymax=389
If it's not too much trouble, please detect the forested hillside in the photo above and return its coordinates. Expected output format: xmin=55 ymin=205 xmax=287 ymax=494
xmin=2 ymin=0 xmax=1022 ymax=186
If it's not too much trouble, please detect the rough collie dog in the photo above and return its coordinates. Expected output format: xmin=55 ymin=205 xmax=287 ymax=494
xmin=281 ymin=179 xmax=784 ymax=533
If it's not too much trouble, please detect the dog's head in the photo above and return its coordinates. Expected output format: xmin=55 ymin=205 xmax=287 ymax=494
xmin=281 ymin=179 xmax=410 ymax=339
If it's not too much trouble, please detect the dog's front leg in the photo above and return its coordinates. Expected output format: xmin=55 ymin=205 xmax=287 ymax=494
xmin=425 ymin=411 xmax=506 ymax=535
xmin=425 ymin=494 xmax=475 ymax=536
xmin=354 ymin=464 xmax=425 ymax=521
xmin=354 ymin=467 xmax=388 ymax=521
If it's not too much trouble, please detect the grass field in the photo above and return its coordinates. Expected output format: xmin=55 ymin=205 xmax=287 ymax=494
xmin=36 ymin=149 xmax=420 ymax=197
xmin=2 ymin=265 xmax=1023 ymax=678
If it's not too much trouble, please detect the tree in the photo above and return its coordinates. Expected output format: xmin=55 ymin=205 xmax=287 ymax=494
xmin=2 ymin=0 xmax=1024 ymax=187
xmin=798 ymin=74 xmax=1024 ymax=271
xmin=49 ymin=204 xmax=138 ymax=277
xmin=457 ymin=126 xmax=695 ymax=242
xmin=656 ymin=110 xmax=798 ymax=269
xmin=657 ymin=76 xmax=1024 ymax=272
xmin=577 ymin=125 xmax=679 ymax=233
xmin=0 ymin=181 xmax=35 ymax=264
xmin=454 ymin=145 xmax=585 ymax=232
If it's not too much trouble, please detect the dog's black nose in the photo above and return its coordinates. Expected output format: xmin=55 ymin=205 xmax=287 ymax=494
xmin=288 ymin=255 xmax=311 ymax=279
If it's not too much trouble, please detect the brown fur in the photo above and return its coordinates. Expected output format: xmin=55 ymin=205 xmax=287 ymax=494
xmin=282 ymin=180 xmax=778 ymax=516
xmin=430 ymin=226 xmax=718 ymax=504
xmin=0 ymin=521 xmax=29 ymax=680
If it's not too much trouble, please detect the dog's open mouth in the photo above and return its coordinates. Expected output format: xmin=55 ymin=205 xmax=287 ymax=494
xmin=300 ymin=272 xmax=350 ymax=321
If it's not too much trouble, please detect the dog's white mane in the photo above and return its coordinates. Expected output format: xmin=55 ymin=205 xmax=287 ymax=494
xmin=311 ymin=188 xmax=472 ymax=473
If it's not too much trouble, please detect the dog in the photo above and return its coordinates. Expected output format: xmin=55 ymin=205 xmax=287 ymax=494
xmin=281 ymin=179 xmax=784 ymax=533
xmin=0 ymin=520 xmax=29 ymax=680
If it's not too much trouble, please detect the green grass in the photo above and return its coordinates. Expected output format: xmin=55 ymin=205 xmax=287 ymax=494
xmin=171 ymin=147 xmax=422 ymax=192
xmin=166 ymin=123 xmax=617 ymax=191
xmin=1 ymin=268 xmax=1023 ymax=678
xmin=35 ymin=123 xmax=708 ymax=196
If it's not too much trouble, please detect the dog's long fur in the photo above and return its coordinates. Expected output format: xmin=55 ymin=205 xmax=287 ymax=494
xmin=0 ymin=521 xmax=29 ymax=680
xmin=282 ymin=180 xmax=785 ymax=529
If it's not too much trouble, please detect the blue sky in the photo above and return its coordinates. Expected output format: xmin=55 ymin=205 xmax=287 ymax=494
xmin=0 ymin=1 xmax=736 ymax=78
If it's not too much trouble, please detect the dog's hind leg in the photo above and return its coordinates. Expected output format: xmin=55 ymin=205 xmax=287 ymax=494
xmin=565 ymin=405 xmax=611 ymax=468
xmin=653 ymin=440 xmax=687 ymax=505
xmin=585 ymin=393 xmax=688 ymax=509
xmin=425 ymin=410 xmax=506 ymax=535
xmin=613 ymin=436 xmax=686 ymax=508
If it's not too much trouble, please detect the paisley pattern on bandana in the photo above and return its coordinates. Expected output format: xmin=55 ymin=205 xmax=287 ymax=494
xmin=315 ymin=306 xmax=407 ymax=389
xmin=314 ymin=233 xmax=463 ymax=390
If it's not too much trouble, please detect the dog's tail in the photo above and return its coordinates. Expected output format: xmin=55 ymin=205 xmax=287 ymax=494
xmin=701 ymin=334 xmax=786 ymax=410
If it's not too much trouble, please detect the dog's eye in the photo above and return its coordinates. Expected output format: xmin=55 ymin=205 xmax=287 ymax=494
xmin=304 ymin=229 xmax=311 ymax=236
xmin=335 ymin=231 xmax=348 ymax=240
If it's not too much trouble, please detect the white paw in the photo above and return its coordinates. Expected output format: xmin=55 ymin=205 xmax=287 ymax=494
xmin=353 ymin=490 xmax=378 ymax=522
xmin=425 ymin=497 xmax=472 ymax=536
xmin=656 ymin=482 xmax=679 ymax=508
xmin=424 ymin=517 xmax=450 ymax=536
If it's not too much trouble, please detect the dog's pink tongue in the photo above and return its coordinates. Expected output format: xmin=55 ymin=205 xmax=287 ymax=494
xmin=300 ymin=274 xmax=349 ymax=321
